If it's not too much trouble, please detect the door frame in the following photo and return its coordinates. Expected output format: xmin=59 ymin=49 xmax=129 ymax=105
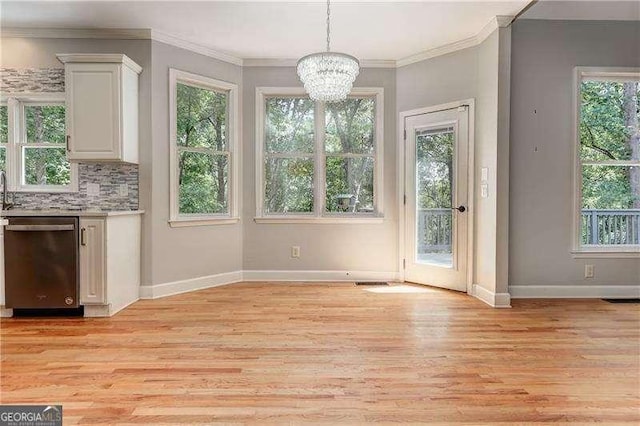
xmin=398 ymin=99 xmax=475 ymax=294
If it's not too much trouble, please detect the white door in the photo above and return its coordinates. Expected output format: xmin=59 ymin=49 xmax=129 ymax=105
xmin=404 ymin=106 xmax=470 ymax=292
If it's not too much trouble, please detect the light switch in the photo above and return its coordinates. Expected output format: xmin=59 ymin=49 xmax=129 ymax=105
xmin=481 ymin=167 xmax=489 ymax=182
xmin=118 ymin=184 xmax=129 ymax=197
xmin=87 ymin=183 xmax=100 ymax=196
xmin=481 ymin=183 xmax=489 ymax=198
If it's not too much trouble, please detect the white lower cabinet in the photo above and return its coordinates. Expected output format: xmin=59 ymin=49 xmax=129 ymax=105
xmin=79 ymin=219 xmax=106 ymax=305
xmin=79 ymin=214 xmax=141 ymax=317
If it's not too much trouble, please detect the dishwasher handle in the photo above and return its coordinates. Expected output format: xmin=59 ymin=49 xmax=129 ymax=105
xmin=5 ymin=224 xmax=76 ymax=232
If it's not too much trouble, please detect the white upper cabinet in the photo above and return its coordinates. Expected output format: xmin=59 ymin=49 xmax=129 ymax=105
xmin=57 ymin=54 xmax=141 ymax=164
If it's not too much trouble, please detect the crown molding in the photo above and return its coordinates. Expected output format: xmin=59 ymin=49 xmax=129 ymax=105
xmin=56 ymin=53 xmax=143 ymax=74
xmin=149 ymin=30 xmax=243 ymax=66
xmin=2 ymin=15 xmax=513 ymax=70
xmin=1 ymin=27 xmax=244 ymax=67
xmin=243 ymin=57 xmax=396 ymax=69
xmin=0 ymin=27 xmax=151 ymax=39
xmin=396 ymin=15 xmax=513 ymax=68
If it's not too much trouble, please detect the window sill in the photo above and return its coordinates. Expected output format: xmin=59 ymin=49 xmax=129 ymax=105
xmin=169 ymin=217 xmax=240 ymax=228
xmin=571 ymin=248 xmax=640 ymax=259
xmin=254 ymin=216 xmax=384 ymax=224
xmin=14 ymin=186 xmax=78 ymax=194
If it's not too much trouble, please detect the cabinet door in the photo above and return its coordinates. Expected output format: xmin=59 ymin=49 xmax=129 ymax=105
xmin=66 ymin=64 xmax=121 ymax=161
xmin=79 ymin=219 xmax=106 ymax=305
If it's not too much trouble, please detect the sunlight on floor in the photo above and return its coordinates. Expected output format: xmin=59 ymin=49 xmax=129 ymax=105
xmin=363 ymin=284 xmax=435 ymax=294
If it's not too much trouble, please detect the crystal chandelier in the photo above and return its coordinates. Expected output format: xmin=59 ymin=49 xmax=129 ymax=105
xmin=297 ymin=0 xmax=360 ymax=102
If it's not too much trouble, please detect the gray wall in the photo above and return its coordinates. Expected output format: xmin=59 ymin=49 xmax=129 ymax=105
xmin=396 ymin=31 xmax=511 ymax=297
xmin=396 ymin=47 xmax=477 ymax=113
xmin=0 ymin=37 xmax=154 ymax=284
xmin=242 ymin=66 xmax=398 ymax=272
xmin=509 ymin=20 xmax=640 ymax=288
xmin=148 ymin=41 xmax=243 ymax=285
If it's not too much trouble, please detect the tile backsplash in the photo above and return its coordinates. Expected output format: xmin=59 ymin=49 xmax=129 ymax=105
xmin=9 ymin=163 xmax=139 ymax=211
xmin=1 ymin=67 xmax=139 ymax=211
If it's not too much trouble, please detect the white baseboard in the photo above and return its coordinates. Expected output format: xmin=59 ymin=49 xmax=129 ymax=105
xmin=471 ymin=284 xmax=511 ymax=308
xmin=139 ymin=270 xmax=399 ymax=300
xmin=139 ymin=270 xmax=243 ymax=299
xmin=1 ymin=306 xmax=13 ymax=317
xmin=510 ymin=285 xmax=640 ymax=299
xmin=242 ymin=270 xmax=400 ymax=282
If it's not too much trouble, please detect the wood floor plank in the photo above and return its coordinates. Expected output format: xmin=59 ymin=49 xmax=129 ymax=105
xmin=1 ymin=282 xmax=639 ymax=424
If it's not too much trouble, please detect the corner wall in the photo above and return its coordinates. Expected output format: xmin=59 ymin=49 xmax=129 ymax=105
xmin=148 ymin=41 xmax=243 ymax=286
xmin=509 ymin=20 xmax=640 ymax=295
xmin=241 ymin=66 xmax=398 ymax=276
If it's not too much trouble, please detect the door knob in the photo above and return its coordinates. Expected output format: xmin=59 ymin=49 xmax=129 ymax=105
xmin=451 ymin=205 xmax=466 ymax=213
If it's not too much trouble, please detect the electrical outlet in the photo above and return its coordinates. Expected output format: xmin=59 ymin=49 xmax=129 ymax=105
xmin=585 ymin=264 xmax=594 ymax=279
xmin=118 ymin=183 xmax=129 ymax=197
xmin=291 ymin=246 xmax=300 ymax=258
xmin=86 ymin=183 xmax=100 ymax=197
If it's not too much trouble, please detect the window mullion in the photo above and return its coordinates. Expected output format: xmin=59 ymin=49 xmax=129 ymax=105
xmin=315 ymin=101 xmax=326 ymax=217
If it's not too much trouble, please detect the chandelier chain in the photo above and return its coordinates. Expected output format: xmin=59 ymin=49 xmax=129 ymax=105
xmin=326 ymin=0 xmax=331 ymax=52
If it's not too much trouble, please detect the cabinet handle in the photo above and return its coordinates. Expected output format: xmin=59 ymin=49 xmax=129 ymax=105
xmin=80 ymin=227 xmax=87 ymax=246
xmin=66 ymin=135 xmax=71 ymax=152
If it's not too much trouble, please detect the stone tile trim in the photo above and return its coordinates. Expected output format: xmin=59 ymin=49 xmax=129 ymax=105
xmin=1 ymin=68 xmax=65 ymax=93
xmin=2 ymin=68 xmax=139 ymax=211
xmin=9 ymin=163 xmax=139 ymax=211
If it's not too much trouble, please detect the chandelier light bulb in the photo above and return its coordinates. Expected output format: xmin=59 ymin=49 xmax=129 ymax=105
xmin=297 ymin=0 xmax=360 ymax=102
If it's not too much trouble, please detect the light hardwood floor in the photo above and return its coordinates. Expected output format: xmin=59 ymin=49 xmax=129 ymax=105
xmin=1 ymin=282 xmax=639 ymax=424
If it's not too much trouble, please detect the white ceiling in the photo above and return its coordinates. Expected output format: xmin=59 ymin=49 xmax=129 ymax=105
xmin=2 ymin=1 xmax=636 ymax=62
xmin=1 ymin=1 xmax=531 ymax=61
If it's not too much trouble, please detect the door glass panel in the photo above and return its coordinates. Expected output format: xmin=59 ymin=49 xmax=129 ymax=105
xmin=415 ymin=126 xmax=454 ymax=268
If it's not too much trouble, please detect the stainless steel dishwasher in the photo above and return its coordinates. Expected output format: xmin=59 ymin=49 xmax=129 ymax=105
xmin=4 ymin=217 xmax=79 ymax=309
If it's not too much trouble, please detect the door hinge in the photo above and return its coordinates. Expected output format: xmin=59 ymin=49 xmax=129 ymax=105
xmin=403 ymin=259 xmax=406 ymax=269
xmin=403 ymin=194 xmax=406 ymax=205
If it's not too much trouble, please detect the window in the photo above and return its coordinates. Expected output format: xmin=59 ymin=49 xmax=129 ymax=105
xmin=574 ymin=68 xmax=640 ymax=254
xmin=256 ymin=87 xmax=383 ymax=223
xmin=169 ymin=69 xmax=239 ymax=227
xmin=0 ymin=94 xmax=77 ymax=192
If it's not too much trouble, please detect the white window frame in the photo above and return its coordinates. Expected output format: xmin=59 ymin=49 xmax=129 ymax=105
xmin=0 ymin=92 xmax=77 ymax=193
xmin=572 ymin=67 xmax=640 ymax=258
xmin=168 ymin=69 xmax=240 ymax=227
xmin=255 ymin=87 xmax=384 ymax=224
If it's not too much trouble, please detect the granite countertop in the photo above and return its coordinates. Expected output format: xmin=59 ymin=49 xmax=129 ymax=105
xmin=0 ymin=209 xmax=145 ymax=218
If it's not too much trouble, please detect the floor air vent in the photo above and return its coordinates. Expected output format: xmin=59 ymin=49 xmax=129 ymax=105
xmin=355 ymin=282 xmax=389 ymax=286
xmin=602 ymin=298 xmax=640 ymax=304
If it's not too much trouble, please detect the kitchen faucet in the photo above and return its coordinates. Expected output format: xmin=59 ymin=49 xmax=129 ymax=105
xmin=0 ymin=170 xmax=14 ymax=210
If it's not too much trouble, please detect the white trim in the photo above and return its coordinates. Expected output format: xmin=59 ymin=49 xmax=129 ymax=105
xmin=1 ymin=15 xmax=513 ymax=69
xmin=1 ymin=94 xmax=78 ymax=193
xmin=510 ymin=285 xmax=640 ymax=299
xmin=242 ymin=270 xmax=400 ymax=283
xmin=56 ymin=53 xmax=142 ymax=74
xmin=150 ymin=30 xmax=243 ymax=66
xmin=396 ymin=16 xmax=512 ymax=68
xmin=397 ymin=99 xmax=476 ymax=292
xmin=254 ymin=216 xmax=383 ymax=224
xmin=139 ymin=271 xmax=243 ymax=299
xmin=139 ymin=270 xmax=401 ymax=300
xmin=255 ymin=86 xmax=384 ymax=221
xmin=169 ymin=217 xmax=240 ymax=227
xmin=572 ymin=67 xmax=640 ymax=253
xmin=243 ymin=58 xmax=396 ymax=69
xmin=471 ymin=284 xmax=512 ymax=308
xmin=168 ymin=68 xmax=240 ymax=225
xmin=571 ymin=250 xmax=639 ymax=259
xmin=1 ymin=27 xmax=151 ymax=40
